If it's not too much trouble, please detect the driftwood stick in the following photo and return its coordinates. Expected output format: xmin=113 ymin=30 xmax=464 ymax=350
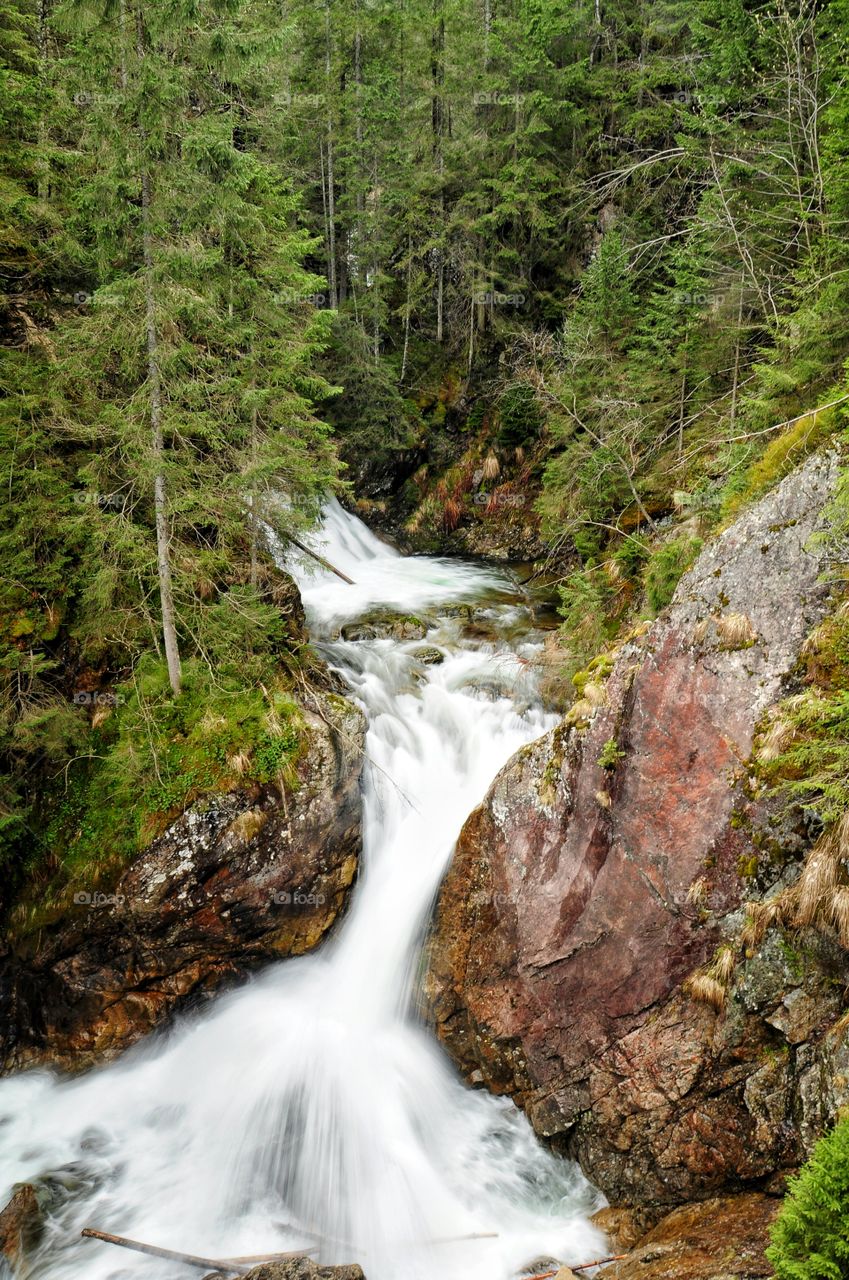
xmin=522 ymin=1255 xmax=630 ymax=1280
xmin=287 ymin=534 xmax=354 ymax=584
xmin=81 ymin=1227 xmax=316 ymax=1275
xmin=222 ymin=1250 xmax=320 ymax=1265
xmin=572 ymin=1255 xmax=629 ymax=1273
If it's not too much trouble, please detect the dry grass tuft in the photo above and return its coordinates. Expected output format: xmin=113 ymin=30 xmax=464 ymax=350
xmin=199 ymin=712 xmax=228 ymax=735
xmin=716 ymin=612 xmax=757 ymax=650
xmin=830 ymin=886 xmax=849 ymax=949
xmin=442 ymin=497 xmax=462 ymax=531
xmin=91 ymin=705 xmax=113 ymax=731
xmin=227 ymin=749 xmax=252 ymax=776
xmin=595 ymin=789 xmax=612 ymax=809
xmin=740 ymin=813 xmax=849 ymax=952
xmin=566 ymin=697 xmax=595 ymax=726
xmin=684 ymin=972 xmax=728 ymax=1011
xmin=712 ymin=944 xmax=736 ymax=985
xmin=582 ymin=680 xmax=607 ymax=708
xmin=604 ymin=558 xmax=624 ymax=585
xmin=227 ymin=808 xmax=268 ymax=846
xmin=801 ymin=623 xmax=829 ymax=657
xmin=692 ymin=618 xmax=711 ymax=645
xmin=687 ymin=876 xmax=709 ymax=906
xmin=684 ymin=942 xmax=738 ymax=1011
xmin=756 ymin=715 xmax=795 ymax=763
xmin=741 ymin=898 xmax=782 ymax=950
xmin=794 ymin=834 xmax=841 ymax=927
xmin=482 ymin=452 xmax=500 ymax=480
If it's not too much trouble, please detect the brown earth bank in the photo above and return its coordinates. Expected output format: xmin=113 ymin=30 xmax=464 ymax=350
xmin=0 ymin=693 xmax=366 ymax=1074
xmin=425 ymin=451 xmax=849 ymax=1217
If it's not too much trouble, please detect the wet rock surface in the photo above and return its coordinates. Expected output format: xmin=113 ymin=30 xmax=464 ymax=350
xmin=0 ymin=1183 xmax=41 ymax=1273
xmin=237 ymin=1259 xmax=367 ymax=1280
xmin=0 ymin=695 xmax=366 ymax=1073
xmin=426 ymin=452 xmax=849 ymax=1207
xmin=598 ymin=1194 xmax=779 ymax=1279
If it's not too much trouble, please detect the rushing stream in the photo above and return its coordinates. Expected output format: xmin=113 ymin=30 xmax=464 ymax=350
xmin=0 ymin=502 xmax=604 ymax=1280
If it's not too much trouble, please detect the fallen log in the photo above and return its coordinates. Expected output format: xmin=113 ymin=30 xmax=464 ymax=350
xmin=80 ymin=1227 xmax=316 ymax=1275
xmin=287 ymin=534 xmax=354 ymax=585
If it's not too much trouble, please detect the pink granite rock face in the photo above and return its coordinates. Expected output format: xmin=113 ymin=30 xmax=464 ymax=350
xmin=426 ymin=452 xmax=849 ymax=1206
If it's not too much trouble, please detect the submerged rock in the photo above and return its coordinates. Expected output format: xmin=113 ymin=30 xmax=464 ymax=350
xmin=0 ymin=694 xmax=366 ymax=1073
xmin=341 ymin=611 xmax=429 ymax=641
xmin=410 ymin=645 xmax=445 ymax=666
xmin=426 ymin=451 xmax=846 ymax=1207
xmin=238 ymin=1260 xmax=366 ymax=1280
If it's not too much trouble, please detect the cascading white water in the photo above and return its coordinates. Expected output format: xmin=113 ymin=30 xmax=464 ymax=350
xmin=0 ymin=501 xmax=605 ymax=1280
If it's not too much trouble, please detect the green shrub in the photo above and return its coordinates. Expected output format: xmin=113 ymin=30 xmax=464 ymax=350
xmin=13 ymin=656 xmax=304 ymax=929
xmin=558 ymin=568 xmax=612 ymax=668
xmin=496 ymin=385 xmax=544 ymax=448
xmin=644 ymin=535 xmax=702 ymax=613
xmin=598 ymin=738 xmax=625 ymax=769
xmin=766 ymin=1115 xmax=849 ymax=1278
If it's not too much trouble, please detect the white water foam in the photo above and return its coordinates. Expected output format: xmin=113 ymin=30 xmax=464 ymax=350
xmin=0 ymin=501 xmax=604 ymax=1280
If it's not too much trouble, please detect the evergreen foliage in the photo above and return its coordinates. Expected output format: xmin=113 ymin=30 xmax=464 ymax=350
xmin=4 ymin=0 xmax=849 ymax=911
xmin=766 ymin=1116 xmax=849 ymax=1279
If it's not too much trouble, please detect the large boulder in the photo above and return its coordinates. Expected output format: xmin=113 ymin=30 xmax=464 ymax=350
xmin=426 ymin=451 xmax=848 ymax=1207
xmin=0 ymin=694 xmax=366 ymax=1072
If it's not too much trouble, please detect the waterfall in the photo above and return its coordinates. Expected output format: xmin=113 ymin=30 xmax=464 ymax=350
xmin=0 ymin=501 xmax=604 ymax=1280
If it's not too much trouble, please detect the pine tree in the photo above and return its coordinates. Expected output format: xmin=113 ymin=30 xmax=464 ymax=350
xmin=51 ymin=0 xmax=339 ymax=685
xmin=766 ymin=1116 xmax=849 ymax=1279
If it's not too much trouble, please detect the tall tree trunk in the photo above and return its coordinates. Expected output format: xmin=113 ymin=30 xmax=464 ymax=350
xmin=136 ymin=11 xmax=181 ymax=696
xmin=729 ymin=276 xmax=745 ymax=431
xmin=677 ymin=335 xmax=688 ymax=465
xmin=249 ymin=405 xmax=259 ymax=590
xmin=432 ymin=1 xmax=445 ymax=342
xmin=35 ymin=0 xmax=51 ymax=201
xmin=324 ymin=0 xmax=338 ymax=308
xmin=400 ymin=236 xmax=412 ymax=382
xmin=141 ymin=177 xmax=182 ymax=696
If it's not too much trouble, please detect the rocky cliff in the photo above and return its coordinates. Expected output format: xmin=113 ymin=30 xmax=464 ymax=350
xmin=426 ymin=450 xmax=849 ymax=1210
xmin=0 ymin=694 xmax=366 ymax=1073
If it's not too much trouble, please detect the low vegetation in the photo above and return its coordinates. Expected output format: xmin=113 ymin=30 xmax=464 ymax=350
xmin=767 ymin=1115 xmax=849 ymax=1278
